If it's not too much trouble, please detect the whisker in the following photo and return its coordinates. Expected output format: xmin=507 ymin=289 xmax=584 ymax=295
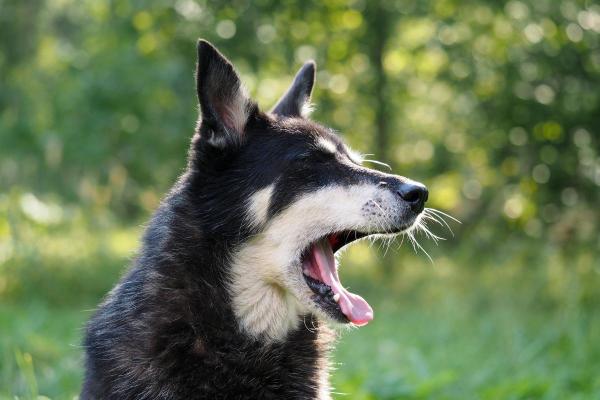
xmin=421 ymin=213 xmax=445 ymax=228
xmin=418 ymin=217 xmax=446 ymax=243
xmin=382 ymin=236 xmax=390 ymax=257
xmin=423 ymin=208 xmax=456 ymax=236
xmin=382 ymin=235 xmax=396 ymax=257
xmin=421 ymin=215 xmax=450 ymax=236
xmin=419 ymin=224 xmax=445 ymax=243
xmin=426 ymin=208 xmax=462 ymax=224
xmin=421 ymin=209 xmax=444 ymax=225
xmin=406 ymin=231 xmax=418 ymax=255
xmin=405 ymin=228 xmax=434 ymax=263
xmin=362 ymin=159 xmax=392 ymax=171
xmin=413 ymin=237 xmax=434 ymax=264
xmin=358 ymin=205 xmax=457 ymax=266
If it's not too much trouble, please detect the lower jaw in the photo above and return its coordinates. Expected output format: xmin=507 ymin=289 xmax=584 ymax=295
xmin=300 ymin=235 xmax=374 ymax=326
xmin=304 ymin=275 xmax=350 ymax=324
xmin=297 ymin=222 xmax=420 ymax=326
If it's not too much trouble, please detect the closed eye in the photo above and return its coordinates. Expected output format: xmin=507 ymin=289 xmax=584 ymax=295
xmin=295 ymin=151 xmax=311 ymax=161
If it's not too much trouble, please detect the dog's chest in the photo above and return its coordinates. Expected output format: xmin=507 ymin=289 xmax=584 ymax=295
xmin=182 ymin=321 xmax=335 ymax=399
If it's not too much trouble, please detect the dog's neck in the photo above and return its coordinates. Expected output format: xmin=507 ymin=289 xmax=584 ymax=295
xmin=230 ymin=268 xmax=305 ymax=341
xmin=228 ymin=232 xmax=309 ymax=341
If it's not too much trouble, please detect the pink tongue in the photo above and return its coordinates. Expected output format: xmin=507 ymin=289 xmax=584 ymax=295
xmin=310 ymin=239 xmax=373 ymax=326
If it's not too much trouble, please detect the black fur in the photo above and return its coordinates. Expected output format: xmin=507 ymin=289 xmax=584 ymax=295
xmin=271 ymin=61 xmax=315 ymax=117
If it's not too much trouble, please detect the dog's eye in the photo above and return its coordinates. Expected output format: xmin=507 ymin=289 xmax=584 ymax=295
xmin=295 ymin=152 xmax=311 ymax=161
xmin=293 ymin=150 xmax=335 ymax=164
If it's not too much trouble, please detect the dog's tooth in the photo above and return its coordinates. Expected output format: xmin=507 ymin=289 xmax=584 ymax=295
xmin=333 ymin=293 xmax=340 ymax=302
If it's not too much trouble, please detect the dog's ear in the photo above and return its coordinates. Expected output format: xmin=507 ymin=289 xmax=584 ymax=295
xmin=196 ymin=40 xmax=255 ymax=147
xmin=271 ymin=61 xmax=316 ymax=118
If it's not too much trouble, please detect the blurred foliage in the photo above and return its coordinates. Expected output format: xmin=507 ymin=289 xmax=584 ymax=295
xmin=1 ymin=0 xmax=600 ymax=398
xmin=1 ymin=0 xmax=599 ymax=245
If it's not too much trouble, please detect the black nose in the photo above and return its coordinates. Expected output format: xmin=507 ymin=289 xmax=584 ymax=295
xmin=397 ymin=183 xmax=428 ymax=213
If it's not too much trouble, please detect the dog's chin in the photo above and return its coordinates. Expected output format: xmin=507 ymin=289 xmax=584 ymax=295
xmin=294 ymin=219 xmax=417 ymax=327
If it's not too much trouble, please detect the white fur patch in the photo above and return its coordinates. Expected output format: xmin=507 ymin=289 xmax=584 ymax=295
xmin=301 ymin=101 xmax=315 ymax=118
xmin=246 ymin=184 xmax=275 ymax=227
xmin=230 ymin=183 xmax=402 ymax=341
xmin=317 ymin=137 xmax=338 ymax=154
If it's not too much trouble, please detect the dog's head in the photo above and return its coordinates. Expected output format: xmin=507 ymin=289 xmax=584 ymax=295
xmin=189 ymin=40 xmax=428 ymax=340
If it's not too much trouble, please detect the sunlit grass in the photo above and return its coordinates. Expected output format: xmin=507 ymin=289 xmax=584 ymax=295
xmin=1 ymin=303 xmax=87 ymax=400
xmin=332 ymin=279 xmax=600 ymax=399
xmin=1 ymin=196 xmax=599 ymax=399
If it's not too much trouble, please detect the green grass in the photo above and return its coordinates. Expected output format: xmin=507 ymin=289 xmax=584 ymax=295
xmin=0 ymin=303 xmax=88 ymax=400
xmin=2 ymin=279 xmax=599 ymax=399
xmin=1 ymin=197 xmax=599 ymax=399
xmin=332 ymin=284 xmax=600 ymax=399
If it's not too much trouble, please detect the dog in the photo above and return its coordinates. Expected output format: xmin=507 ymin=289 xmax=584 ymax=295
xmin=81 ymin=39 xmax=429 ymax=399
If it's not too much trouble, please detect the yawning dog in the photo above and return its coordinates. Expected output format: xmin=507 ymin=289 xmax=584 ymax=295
xmin=81 ymin=39 xmax=429 ymax=399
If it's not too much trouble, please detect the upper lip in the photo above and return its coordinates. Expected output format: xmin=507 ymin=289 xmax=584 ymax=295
xmin=314 ymin=225 xmax=411 ymax=255
xmin=328 ymin=230 xmax=368 ymax=253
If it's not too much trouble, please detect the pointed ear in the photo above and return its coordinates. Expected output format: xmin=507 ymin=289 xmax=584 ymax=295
xmin=271 ymin=61 xmax=316 ymax=118
xmin=196 ymin=40 xmax=255 ymax=147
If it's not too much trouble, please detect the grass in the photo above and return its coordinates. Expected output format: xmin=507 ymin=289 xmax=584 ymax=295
xmin=0 ymin=303 xmax=87 ymax=400
xmin=332 ymin=282 xmax=600 ymax=399
xmin=1 ymin=194 xmax=599 ymax=399
xmin=2 ymin=277 xmax=599 ymax=400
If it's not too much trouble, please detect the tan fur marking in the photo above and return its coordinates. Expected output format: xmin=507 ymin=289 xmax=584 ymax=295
xmin=246 ymin=184 xmax=275 ymax=227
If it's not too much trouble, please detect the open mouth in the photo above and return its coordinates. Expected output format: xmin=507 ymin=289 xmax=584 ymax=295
xmin=301 ymin=230 xmax=379 ymax=326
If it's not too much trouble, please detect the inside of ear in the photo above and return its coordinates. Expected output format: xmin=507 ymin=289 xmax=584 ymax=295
xmin=271 ymin=61 xmax=316 ymax=118
xmin=196 ymin=40 xmax=254 ymax=141
xmin=211 ymin=87 xmax=251 ymax=135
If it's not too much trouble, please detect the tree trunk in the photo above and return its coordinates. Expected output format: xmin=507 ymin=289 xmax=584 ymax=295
xmin=364 ymin=1 xmax=395 ymax=278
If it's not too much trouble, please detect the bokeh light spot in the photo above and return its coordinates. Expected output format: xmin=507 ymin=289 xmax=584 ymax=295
xmin=532 ymin=164 xmax=551 ymax=183
xmin=561 ymin=187 xmax=578 ymax=206
xmin=257 ymin=24 xmax=276 ymax=44
xmin=566 ymin=23 xmax=583 ymax=42
xmin=534 ymin=84 xmax=555 ymax=104
xmin=216 ymin=20 xmax=236 ymax=39
xmin=133 ymin=11 xmax=153 ymax=31
xmin=503 ymin=196 xmax=523 ymax=219
xmin=509 ymin=127 xmax=528 ymax=146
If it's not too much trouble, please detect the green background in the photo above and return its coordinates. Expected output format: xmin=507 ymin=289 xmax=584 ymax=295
xmin=1 ymin=0 xmax=599 ymax=398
